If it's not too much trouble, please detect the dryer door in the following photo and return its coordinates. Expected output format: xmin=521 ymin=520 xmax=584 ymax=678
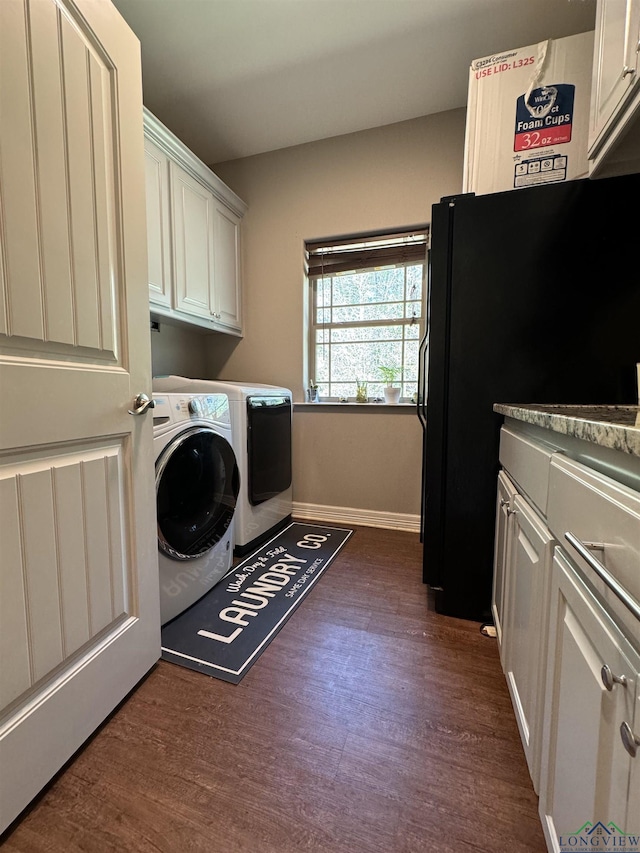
xmin=246 ymin=395 xmax=292 ymax=505
xmin=156 ymin=427 xmax=239 ymax=560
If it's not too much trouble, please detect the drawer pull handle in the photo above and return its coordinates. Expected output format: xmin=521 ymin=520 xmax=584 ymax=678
xmin=582 ymin=541 xmax=605 ymax=552
xmin=565 ymin=532 xmax=640 ymax=624
xmin=601 ymin=664 xmax=627 ymax=691
xmin=620 ymin=722 xmax=640 ymax=758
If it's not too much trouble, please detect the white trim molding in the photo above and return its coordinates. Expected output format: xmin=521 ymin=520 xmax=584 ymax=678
xmin=293 ymin=502 xmax=420 ymax=533
xmin=143 ymin=107 xmax=247 ymax=218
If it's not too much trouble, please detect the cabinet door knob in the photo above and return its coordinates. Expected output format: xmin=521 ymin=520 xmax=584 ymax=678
xmin=620 ymin=721 xmax=640 ymax=758
xmin=601 ymin=664 xmax=627 ymax=691
xmin=622 ymin=65 xmax=636 ymax=78
xmin=500 ymin=498 xmax=509 ymax=507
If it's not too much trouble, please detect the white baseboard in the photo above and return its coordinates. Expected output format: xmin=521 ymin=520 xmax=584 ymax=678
xmin=292 ymin=501 xmax=420 ymax=533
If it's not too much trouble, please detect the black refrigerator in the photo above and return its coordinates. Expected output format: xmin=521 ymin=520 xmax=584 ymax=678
xmin=417 ymin=173 xmax=640 ymax=623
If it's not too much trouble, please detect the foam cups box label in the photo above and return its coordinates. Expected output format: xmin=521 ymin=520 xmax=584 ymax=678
xmin=514 ymin=84 xmax=576 ymax=151
xmin=462 ymin=32 xmax=594 ymax=195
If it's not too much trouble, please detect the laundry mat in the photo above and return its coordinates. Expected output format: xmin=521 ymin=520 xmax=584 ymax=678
xmin=160 ymin=522 xmax=353 ymax=684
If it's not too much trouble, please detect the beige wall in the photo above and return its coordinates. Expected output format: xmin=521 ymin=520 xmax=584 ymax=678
xmin=208 ymin=109 xmax=466 ymax=395
xmin=293 ymin=405 xmax=420 ymax=515
xmin=204 ymin=110 xmax=466 ymax=519
xmin=150 ymin=320 xmax=209 ymax=379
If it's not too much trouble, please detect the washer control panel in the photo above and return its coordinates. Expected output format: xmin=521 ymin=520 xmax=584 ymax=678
xmin=153 ymin=393 xmax=231 ymax=427
xmin=183 ymin=393 xmax=230 ymax=425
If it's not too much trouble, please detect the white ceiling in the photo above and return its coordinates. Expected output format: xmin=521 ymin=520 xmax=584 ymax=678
xmin=111 ymin=0 xmax=596 ymax=166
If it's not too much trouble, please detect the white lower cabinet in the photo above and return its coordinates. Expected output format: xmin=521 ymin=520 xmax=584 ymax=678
xmin=493 ymin=427 xmax=555 ymax=792
xmin=539 ymin=549 xmax=640 ymax=851
xmin=144 ymin=108 xmax=246 ymax=335
xmin=493 ymin=421 xmax=640 ymax=851
xmin=503 ymin=494 xmax=554 ymax=793
xmin=492 ymin=469 xmax=518 ymax=658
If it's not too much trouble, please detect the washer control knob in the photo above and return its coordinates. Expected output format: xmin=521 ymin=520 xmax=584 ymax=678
xmin=188 ymin=398 xmax=203 ymax=417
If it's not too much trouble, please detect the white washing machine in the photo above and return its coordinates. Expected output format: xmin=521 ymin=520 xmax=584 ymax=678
xmin=152 ymin=392 xmax=239 ymax=625
xmin=153 ymin=376 xmax=292 ymax=556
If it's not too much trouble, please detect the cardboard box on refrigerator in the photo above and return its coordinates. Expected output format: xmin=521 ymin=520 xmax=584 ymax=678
xmin=463 ymin=31 xmax=595 ymax=195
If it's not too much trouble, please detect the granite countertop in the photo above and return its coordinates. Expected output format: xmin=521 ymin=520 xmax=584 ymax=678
xmin=493 ymin=404 xmax=640 ymax=458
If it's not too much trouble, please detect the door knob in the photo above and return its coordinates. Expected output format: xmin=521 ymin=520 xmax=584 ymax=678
xmin=128 ymin=393 xmax=155 ymax=416
xmin=620 ymin=721 xmax=640 ymax=758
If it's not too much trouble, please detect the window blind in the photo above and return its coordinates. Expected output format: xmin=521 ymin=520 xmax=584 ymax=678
xmin=306 ymin=226 xmax=429 ymax=277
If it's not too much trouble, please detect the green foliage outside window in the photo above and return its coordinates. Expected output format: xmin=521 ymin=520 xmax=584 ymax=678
xmin=310 ymin=263 xmax=424 ymax=401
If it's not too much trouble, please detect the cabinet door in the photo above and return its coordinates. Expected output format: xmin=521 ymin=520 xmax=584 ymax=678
xmin=144 ymin=138 xmax=172 ymax=308
xmin=212 ymin=201 xmax=242 ymax=333
xmin=492 ymin=470 xmax=518 ymax=658
xmin=589 ymin=0 xmax=640 ymax=154
xmin=625 ymin=680 xmax=640 ymax=832
xmin=540 ymin=550 xmax=638 ymax=849
xmin=504 ymin=494 xmax=554 ymax=792
xmin=170 ymin=161 xmax=214 ymax=319
xmin=0 ymin=0 xmax=159 ymax=831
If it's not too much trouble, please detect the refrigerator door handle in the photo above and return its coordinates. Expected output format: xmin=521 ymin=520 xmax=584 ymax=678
xmin=417 ymin=332 xmax=428 ymax=428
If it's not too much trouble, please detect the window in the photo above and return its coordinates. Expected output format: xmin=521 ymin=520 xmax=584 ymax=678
xmin=306 ymin=228 xmax=428 ymax=402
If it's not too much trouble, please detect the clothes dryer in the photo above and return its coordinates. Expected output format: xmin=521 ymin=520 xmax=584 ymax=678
xmin=152 ymin=392 xmax=239 ymax=624
xmin=153 ymin=376 xmax=292 ymax=555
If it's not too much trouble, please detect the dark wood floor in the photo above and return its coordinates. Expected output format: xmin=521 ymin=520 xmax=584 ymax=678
xmin=3 ymin=525 xmax=545 ymax=852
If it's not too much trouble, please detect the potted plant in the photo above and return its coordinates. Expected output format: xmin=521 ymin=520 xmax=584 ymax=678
xmin=355 ymin=379 xmax=368 ymax=403
xmin=378 ymin=365 xmax=402 ymax=404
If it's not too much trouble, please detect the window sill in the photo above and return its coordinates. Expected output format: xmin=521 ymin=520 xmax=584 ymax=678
xmin=294 ymin=401 xmax=416 ymax=411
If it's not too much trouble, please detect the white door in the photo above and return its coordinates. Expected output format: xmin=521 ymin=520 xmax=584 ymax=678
xmin=0 ymin=0 xmax=160 ymax=832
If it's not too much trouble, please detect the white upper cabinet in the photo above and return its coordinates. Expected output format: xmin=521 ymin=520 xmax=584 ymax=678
xmin=170 ymin=161 xmax=215 ymax=319
xmin=143 ymin=109 xmax=247 ymax=336
xmin=589 ymin=0 xmax=640 ymax=175
xmin=213 ymin=201 xmax=242 ymax=332
xmin=144 ymin=138 xmax=172 ymax=308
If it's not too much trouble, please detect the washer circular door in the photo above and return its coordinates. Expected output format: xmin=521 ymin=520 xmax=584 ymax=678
xmin=156 ymin=426 xmax=239 ymax=561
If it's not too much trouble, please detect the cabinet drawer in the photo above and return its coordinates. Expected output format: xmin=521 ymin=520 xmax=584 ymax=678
xmin=499 ymin=426 xmax=554 ymax=514
xmin=547 ymin=454 xmax=640 ymax=639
